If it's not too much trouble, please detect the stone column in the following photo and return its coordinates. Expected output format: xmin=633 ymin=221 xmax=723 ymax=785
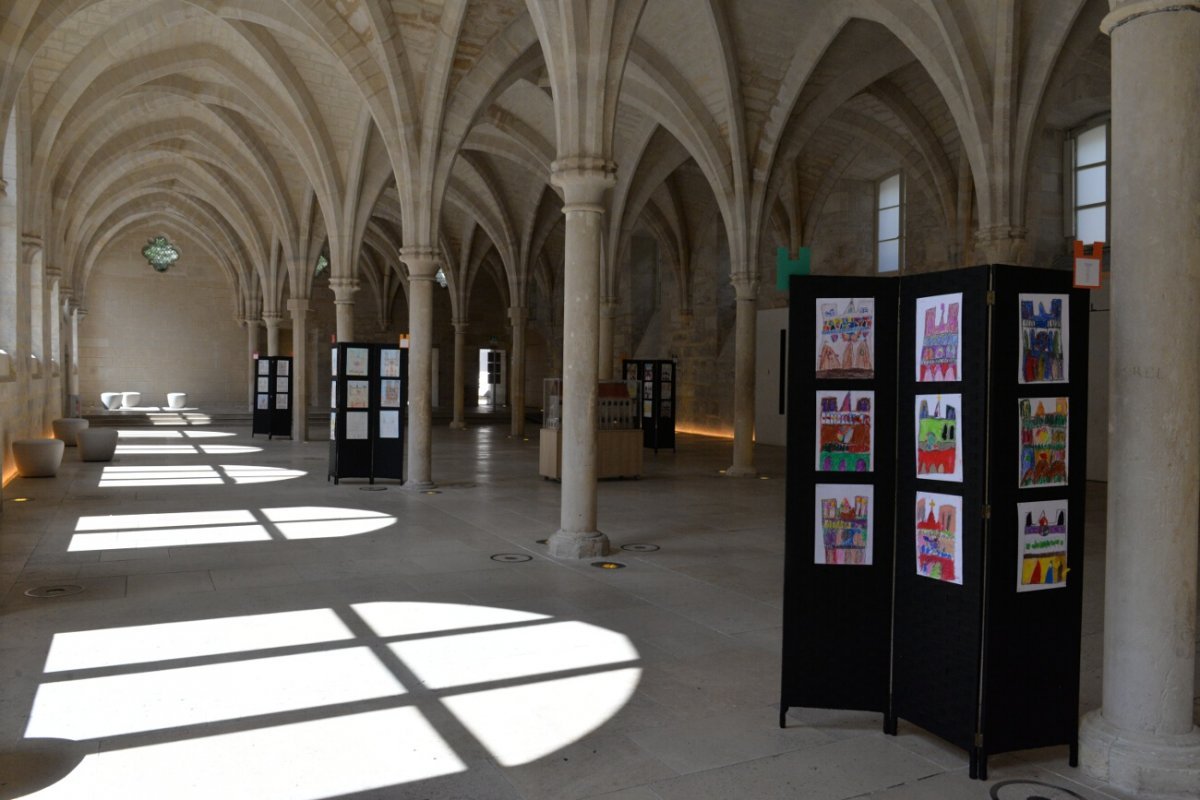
xmin=244 ymin=317 xmax=260 ymax=411
xmin=329 ymin=277 xmax=358 ymax=343
xmin=509 ymin=306 xmax=529 ymax=437
xmin=1078 ymin=4 xmax=1200 ymax=796
xmin=547 ymin=160 xmax=616 ymax=559
xmin=449 ymin=319 xmax=468 ymax=430
xmin=598 ymin=297 xmax=617 ymax=380
xmin=972 ymin=225 xmax=1029 ymax=265
xmin=287 ymin=298 xmax=309 ymax=441
xmin=401 ymin=250 xmax=439 ymax=490
xmin=68 ymin=303 xmax=82 ymax=416
xmin=726 ymin=276 xmax=758 ymax=477
xmin=262 ymin=311 xmax=282 ymax=356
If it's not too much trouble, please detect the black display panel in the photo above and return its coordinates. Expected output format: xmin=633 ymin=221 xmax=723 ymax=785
xmin=622 ymin=359 xmax=676 ymax=451
xmin=328 ymin=343 xmax=406 ymax=484
xmin=781 ymin=276 xmax=898 ymax=721
xmin=251 ymin=356 xmax=293 ymax=439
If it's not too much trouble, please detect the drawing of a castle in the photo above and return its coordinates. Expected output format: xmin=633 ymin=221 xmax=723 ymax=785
xmin=817 ymin=298 xmax=874 ymax=378
xmin=919 ymin=300 xmax=959 ymax=381
xmin=820 ymin=494 xmax=870 ymax=565
xmin=1020 ymin=298 xmax=1064 ymax=382
xmin=1021 ymin=508 xmax=1067 ymax=589
xmin=916 ymin=497 xmax=958 ymax=582
xmin=818 ymin=392 xmax=872 ymax=471
xmin=917 ymin=396 xmax=957 ymax=476
xmin=1019 ymin=398 xmax=1068 ymax=486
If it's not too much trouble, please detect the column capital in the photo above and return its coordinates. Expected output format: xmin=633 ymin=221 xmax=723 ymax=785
xmin=328 ymin=277 xmax=359 ymax=302
xmin=973 ymin=224 xmax=1029 ymax=264
xmin=21 ymin=234 xmax=42 ymax=263
xmin=551 ymin=158 xmax=617 ymax=209
xmin=599 ymin=297 xmax=619 ymax=318
xmin=399 ymin=247 xmax=441 ymax=280
xmin=261 ymin=310 xmax=283 ymax=325
xmin=1103 ymin=1 xmax=1200 ymax=34
xmin=452 ymin=319 xmax=470 ymax=334
xmin=731 ymin=275 xmax=759 ymax=301
xmin=44 ymin=264 xmax=62 ymax=281
xmin=287 ymin=297 xmax=310 ymax=314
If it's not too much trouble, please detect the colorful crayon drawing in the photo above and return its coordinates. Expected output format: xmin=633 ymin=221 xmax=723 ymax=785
xmin=916 ymin=394 xmax=962 ymax=481
xmin=1017 ymin=500 xmax=1068 ymax=592
xmin=1019 ymin=294 xmax=1068 ymax=383
xmin=915 ymin=492 xmax=962 ymax=584
xmin=916 ymin=293 xmax=962 ymax=382
xmin=816 ymin=298 xmax=874 ymax=379
xmin=1019 ymin=397 xmax=1068 ymax=487
xmin=814 ymin=484 xmax=873 ymax=565
xmin=815 ymin=391 xmax=874 ymax=472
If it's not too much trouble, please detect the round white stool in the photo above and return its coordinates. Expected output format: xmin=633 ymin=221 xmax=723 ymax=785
xmin=77 ymin=429 xmax=119 ymax=462
xmin=12 ymin=439 xmax=65 ymax=477
xmin=52 ymin=418 xmax=89 ymax=446
xmin=121 ymin=391 xmax=141 ymax=409
xmin=100 ymin=392 xmax=122 ymax=410
xmin=167 ymin=392 xmax=187 ymax=409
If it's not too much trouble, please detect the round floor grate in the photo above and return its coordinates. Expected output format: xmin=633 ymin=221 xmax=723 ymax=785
xmin=490 ymin=553 xmax=533 ymax=563
xmin=24 ymin=585 xmax=84 ymax=599
xmin=990 ymin=780 xmax=1087 ymax=800
xmin=358 ymin=486 xmax=388 ymax=492
xmin=620 ymin=543 xmax=660 ymax=553
xmin=591 ymin=561 xmax=627 ymax=570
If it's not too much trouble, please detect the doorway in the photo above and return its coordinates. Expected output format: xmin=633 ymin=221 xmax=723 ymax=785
xmin=478 ymin=348 xmax=506 ymax=406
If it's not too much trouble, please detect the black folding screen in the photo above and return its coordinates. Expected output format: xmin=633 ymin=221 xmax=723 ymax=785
xmin=328 ymin=343 xmax=407 ymax=484
xmin=781 ymin=265 xmax=1088 ymax=779
xmin=781 ymin=277 xmax=898 ymax=719
xmin=251 ymin=356 xmax=293 ymax=439
xmin=622 ymin=359 xmax=676 ymax=451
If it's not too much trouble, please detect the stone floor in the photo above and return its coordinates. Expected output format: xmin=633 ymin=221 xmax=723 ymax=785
xmin=0 ymin=418 xmax=1182 ymax=799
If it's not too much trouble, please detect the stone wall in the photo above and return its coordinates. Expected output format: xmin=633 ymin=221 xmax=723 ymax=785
xmin=78 ymin=229 xmax=246 ymax=410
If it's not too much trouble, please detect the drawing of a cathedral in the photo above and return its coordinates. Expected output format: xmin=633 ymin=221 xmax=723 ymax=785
xmin=916 ymin=497 xmax=957 ymax=582
xmin=1019 ymin=398 xmax=1068 ymax=486
xmin=1020 ymin=298 xmax=1064 ymax=382
xmin=919 ymin=300 xmax=959 ymax=381
xmin=818 ymin=392 xmax=872 ymax=471
xmin=1021 ymin=508 xmax=1068 ymax=588
xmin=817 ymin=299 xmax=874 ymax=378
xmin=820 ymin=494 xmax=870 ymax=565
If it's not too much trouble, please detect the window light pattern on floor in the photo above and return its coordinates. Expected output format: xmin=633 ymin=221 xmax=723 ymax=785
xmin=98 ymin=464 xmax=306 ymax=487
xmin=22 ymin=602 xmax=641 ymax=799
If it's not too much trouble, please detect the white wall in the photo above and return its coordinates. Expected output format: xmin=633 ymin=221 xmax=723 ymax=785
xmin=79 ymin=230 xmax=246 ymax=409
xmin=755 ymin=307 xmax=790 ymax=446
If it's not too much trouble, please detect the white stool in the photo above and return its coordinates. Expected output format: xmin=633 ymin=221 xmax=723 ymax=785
xmin=121 ymin=391 xmax=141 ymax=409
xmin=52 ymin=418 xmax=89 ymax=446
xmin=167 ymin=392 xmax=187 ymax=409
xmin=100 ymin=392 xmax=122 ymax=410
xmin=12 ymin=439 xmax=65 ymax=478
xmin=77 ymin=429 xmax=119 ymax=462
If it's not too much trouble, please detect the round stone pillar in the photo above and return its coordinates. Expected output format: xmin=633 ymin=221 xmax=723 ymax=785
xmin=1079 ymin=3 xmax=1200 ymax=796
xmin=329 ymin=277 xmax=358 ymax=343
xmin=548 ymin=159 xmax=616 ymax=559
xmin=287 ymin=298 xmax=309 ymax=441
xmin=262 ymin=311 xmax=282 ymax=356
xmin=598 ymin=297 xmax=617 ymax=380
xmin=509 ymin=306 xmax=528 ymax=437
xmin=449 ymin=319 xmax=468 ymax=430
xmin=401 ymin=250 xmax=439 ymax=490
xmin=726 ymin=277 xmax=758 ymax=477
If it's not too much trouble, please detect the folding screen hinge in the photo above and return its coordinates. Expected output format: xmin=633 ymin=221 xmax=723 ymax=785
xmin=974 ymin=732 xmax=985 ymax=747
xmin=986 ymin=290 xmax=996 ymax=306
xmin=981 ymin=504 xmax=992 ymax=520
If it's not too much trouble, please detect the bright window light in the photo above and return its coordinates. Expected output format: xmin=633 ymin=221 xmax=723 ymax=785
xmin=18 ymin=707 xmax=464 ymax=800
xmin=198 ymin=444 xmax=262 ymax=454
xmin=98 ymin=465 xmax=306 ymax=487
xmin=390 ymin=620 xmax=638 ymax=689
xmin=69 ymin=507 xmax=397 ymax=551
xmin=181 ymin=430 xmax=236 ymax=439
xmin=116 ymin=445 xmax=203 ymax=455
xmin=351 ymin=601 xmax=549 ymax=639
xmin=443 ymin=667 xmax=641 ymax=766
xmin=27 ymin=647 xmax=406 ymax=740
xmin=118 ymin=429 xmax=184 ymax=438
xmin=44 ymin=610 xmax=354 ymax=672
xmin=221 ymin=465 xmax=307 ymax=484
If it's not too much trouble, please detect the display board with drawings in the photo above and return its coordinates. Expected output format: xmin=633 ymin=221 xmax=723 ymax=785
xmin=328 ymin=343 xmax=406 ymax=484
xmin=251 ymin=356 xmax=293 ymax=439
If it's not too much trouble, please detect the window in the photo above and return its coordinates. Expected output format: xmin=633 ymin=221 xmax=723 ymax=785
xmin=876 ymin=173 xmax=903 ymax=273
xmin=1068 ymin=122 xmax=1108 ymax=245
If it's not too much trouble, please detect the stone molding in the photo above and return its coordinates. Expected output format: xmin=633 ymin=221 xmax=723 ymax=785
xmin=551 ymin=158 xmax=617 ymax=209
xmin=1102 ymin=1 xmax=1200 ymax=34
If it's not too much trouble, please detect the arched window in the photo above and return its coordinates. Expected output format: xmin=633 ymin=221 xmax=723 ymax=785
xmin=30 ymin=246 xmax=43 ymax=365
xmin=49 ymin=277 xmax=60 ymax=370
xmin=876 ymin=173 xmax=904 ymax=273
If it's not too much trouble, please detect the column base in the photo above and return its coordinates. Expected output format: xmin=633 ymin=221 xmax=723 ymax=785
xmin=404 ymin=480 xmax=437 ymax=492
xmin=447 ymin=420 xmax=467 ymax=430
xmin=725 ymin=464 xmax=758 ymax=478
xmin=547 ymin=530 xmax=610 ymax=559
xmin=1079 ymin=710 xmax=1200 ymax=798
